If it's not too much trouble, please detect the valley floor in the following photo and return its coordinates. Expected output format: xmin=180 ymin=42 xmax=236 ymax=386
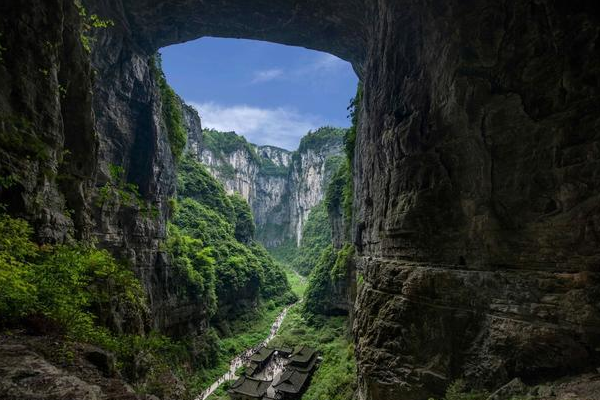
xmin=205 ymin=267 xmax=357 ymax=400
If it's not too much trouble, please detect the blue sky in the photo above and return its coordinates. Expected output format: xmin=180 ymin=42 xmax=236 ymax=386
xmin=161 ymin=37 xmax=358 ymax=150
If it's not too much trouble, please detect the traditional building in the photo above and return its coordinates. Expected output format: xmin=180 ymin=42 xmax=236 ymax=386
xmin=272 ymin=369 xmax=311 ymax=400
xmin=228 ymin=375 xmax=272 ymax=400
xmin=273 ymin=346 xmax=293 ymax=357
xmin=288 ymin=346 xmax=318 ymax=372
xmin=250 ymin=347 xmax=276 ymax=371
xmin=228 ymin=346 xmax=319 ymax=400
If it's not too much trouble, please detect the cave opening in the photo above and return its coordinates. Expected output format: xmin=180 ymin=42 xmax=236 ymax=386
xmin=158 ymin=36 xmax=359 ymax=248
xmin=119 ymin=34 xmax=363 ymax=399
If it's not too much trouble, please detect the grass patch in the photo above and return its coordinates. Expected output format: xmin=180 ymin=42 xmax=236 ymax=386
xmin=284 ymin=266 xmax=307 ymax=298
xmin=270 ymin=306 xmax=356 ymax=400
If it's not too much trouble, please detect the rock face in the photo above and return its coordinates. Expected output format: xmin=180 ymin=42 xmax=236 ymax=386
xmin=184 ymin=121 xmax=344 ymax=247
xmin=0 ymin=0 xmax=95 ymax=244
xmin=288 ymin=139 xmax=343 ymax=245
xmin=1 ymin=1 xmax=600 ymax=399
xmin=0 ymin=337 xmax=138 ymax=400
xmin=352 ymin=2 xmax=600 ymax=399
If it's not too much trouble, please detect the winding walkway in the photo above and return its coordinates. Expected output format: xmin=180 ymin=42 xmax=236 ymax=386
xmin=196 ymin=305 xmax=292 ymax=400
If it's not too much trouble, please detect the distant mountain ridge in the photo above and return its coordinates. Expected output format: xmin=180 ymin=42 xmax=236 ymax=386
xmin=182 ymin=104 xmax=345 ymax=247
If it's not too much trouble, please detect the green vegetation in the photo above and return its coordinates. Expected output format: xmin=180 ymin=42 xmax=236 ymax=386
xmin=153 ymin=54 xmax=187 ymax=162
xmin=297 ymin=126 xmax=345 ymax=154
xmin=230 ymin=193 xmax=256 ymax=243
xmin=325 ymin=159 xmax=352 ymax=227
xmin=268 ymin=200 xmax=332 ymax=277
xmin=322 ymin=83 xmax=362 ymax=227
xmin=75 ymin=1 xmax=114 ymax=53
xmin=271 ymin=305 xmax=356 ymax=400
xmin=202 ymin=129 xmax=260 ymax=163
xmin=0 ymin=114 xmax=50 ymax=163
xmin=206 ymin=305 xmax=356 ymax=400
xmin=331 ymin=243 xmax=354 ymax=280
xmin=0 ymin=204 xmax=215 ymax=399
xmin=268 ymin=237 xmax=299 ymax=265
xmin=185 ymin=303 xmax=288 ymax=393
xmin=164 ymin=224 xmax=217 ymax=315
xmin=345 ymin=83 xmax=362 ymax=165
xmin=303 ymin=245 xmax=346 ymax=315
xmin=0 ymin=211 xmax=145 ymax=338
xmin=0 ymin=213 xmax=171 ymax=366
xmin=177 ymin=155 xmax=235 ymax=219
xmin=97 ymin=164 xmax=158 ymax=217
xmin=173 ymin=154 xmax=293 ymax=313
xmin=207 ymin=304 xmax=357 ymax=400
xmin=292 ymin=202 xmax=332 ymax=275
xmin=258 ymin=154 xmax=289 ymax=177
xmin=284 ymin=266 xmax=307 ymax=298
xmin=202 ymin=129 xmax=289 ymax=177
xmin=268 ymin=151 xmax=346 ymax=277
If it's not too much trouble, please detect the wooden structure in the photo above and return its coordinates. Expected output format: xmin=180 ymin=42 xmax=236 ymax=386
xmin=250 ymin=347 xmax=276 ymax=370
xmin=288 ymin=346 xmax=318 ymax=372
xmin=272 ymin=369 xmax=311 ymax=400
xmin=228 ymin=375 xmax=272 ymax=400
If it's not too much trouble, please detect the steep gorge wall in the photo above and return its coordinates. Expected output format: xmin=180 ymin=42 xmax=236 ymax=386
xmin=1 ymin=1 xmax=599 ymax=399
xmin=353 ymin=1 xmax=600 ymax=399
xmin=183 ymin=117 xmax=344 ymax=247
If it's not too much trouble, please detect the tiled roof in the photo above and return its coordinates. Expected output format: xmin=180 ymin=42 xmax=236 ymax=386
xmin=289 ymin=351 xmax=318 ymax=373
xmin=250 ymin=346 xmax=275 ymax=363
xmin=290 ymin=346 xmax=317 ymax=364
xmin=272 ymin=369 xmax=310 ymax=394
xmin=274 ymin=346 xmax=293 ymax=355
xmin=228 ymin=375 xmax=271 ymax=397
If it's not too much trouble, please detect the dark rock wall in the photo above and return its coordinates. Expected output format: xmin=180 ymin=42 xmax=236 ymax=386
xmin=86 ymin=0 xmax=215 ymax=336
xmin=353 ymin=1 xmax=600 ymax=399
xmin=0 ymin=0 xmax=95 ymax=244
xmin=1 ymin=0 xmax=599 ymax=398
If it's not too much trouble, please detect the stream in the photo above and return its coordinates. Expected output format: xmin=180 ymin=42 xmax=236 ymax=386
xmin=195 ymin=304 xmax=293 ymax=400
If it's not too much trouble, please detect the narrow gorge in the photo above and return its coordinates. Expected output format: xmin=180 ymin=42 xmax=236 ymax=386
xmin=182 ymin=105 xmax=345 ymax=248
xmin=1 ymin=1 xmax=599 ymax=400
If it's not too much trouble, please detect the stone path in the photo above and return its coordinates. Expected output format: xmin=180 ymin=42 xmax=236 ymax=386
xmin=196 ymin=305 xmax=292 ymax=400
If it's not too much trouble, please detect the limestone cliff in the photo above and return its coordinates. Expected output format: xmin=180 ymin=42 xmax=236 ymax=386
xmin=183 ymin=116 xmax=345 ymax=248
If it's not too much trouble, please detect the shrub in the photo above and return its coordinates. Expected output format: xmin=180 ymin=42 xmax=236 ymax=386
xmin=97 ymin=164 xmax=157 ymax=219
xmin=290 ymin=201 xmax=332 ymax=276
xmin=165 ymin=224 xmax=217 ymax=316
xmin=0 ymin=212 xmax=145 ymax=339
xmin=297 ymin=126 xmax=345 ymax=154
xmin=173 ymin=153 xmax=293 ymax=313
xmin=230 ymin=193 xmax=255 ymax=243
xmin=0 ymin=213 xmax=38 ymax=320
xmin=153 ymin=54 xmax=187 ymax=162
xmin=202 ymin=129 xmax=260 ymax=164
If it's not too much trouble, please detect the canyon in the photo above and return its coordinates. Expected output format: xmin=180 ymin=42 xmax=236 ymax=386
xmin=182 ymin=106 xmax=344 ymax=247
xmin=0 ymin=1 xmax=599 ymax=400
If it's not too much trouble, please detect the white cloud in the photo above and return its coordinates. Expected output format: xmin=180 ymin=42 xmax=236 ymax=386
xmin=312 ymin=53 xmax=347 ymax=72
xmin=249 ymin=54 xmax=349 ymax=86
xmin=294 ymin=53 xmax=348 ymax=77
xmin=189 ymin=102 xmax=325 ymax=150
xmin=251 ymin=68 xmax=284 ymax=84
